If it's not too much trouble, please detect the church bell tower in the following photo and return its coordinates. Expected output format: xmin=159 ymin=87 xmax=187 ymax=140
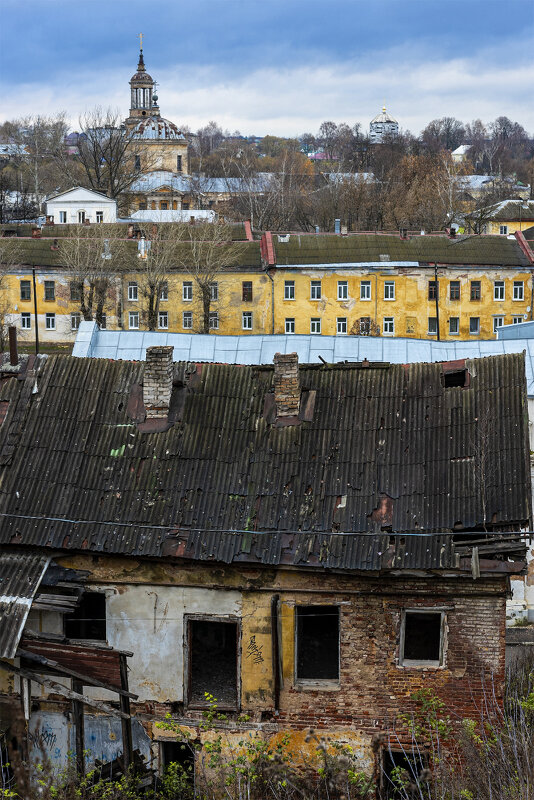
xmin=125 ymin=34 xmax=160 ymax=128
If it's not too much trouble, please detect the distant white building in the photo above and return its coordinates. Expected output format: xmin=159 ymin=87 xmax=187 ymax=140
xmin=451 ymin=144 xmax=471 ymax=163
xmin=46 ymin=187 xmax=117 ymax=224
xmin=369 ymin=106 xmax=399 ymax=144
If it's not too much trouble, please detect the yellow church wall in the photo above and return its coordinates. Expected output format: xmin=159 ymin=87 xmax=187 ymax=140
xmin=138 ymin=140 xmax=189 ymax=174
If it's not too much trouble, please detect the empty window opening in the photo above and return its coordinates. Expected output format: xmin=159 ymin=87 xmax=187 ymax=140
xmin=160 ymin=740 xmax=194 ymax=784
xmin=65 ymin=591 xmax=106 ymax=641
xmin=443 ymin=368 xmax=467 ymax=388
xmin=296 ymin=606 xmax=339 ymax=681
xmin=188 ymin=619 xmax=238 ymax=707
xmin=401 ymin=611 xmax=443 ymax=665
xmin=381 ymin=749 xmax=429 ymax=799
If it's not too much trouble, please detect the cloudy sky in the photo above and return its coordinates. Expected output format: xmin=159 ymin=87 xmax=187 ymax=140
xmin=1 ymin=0 xmax=533 ymax=137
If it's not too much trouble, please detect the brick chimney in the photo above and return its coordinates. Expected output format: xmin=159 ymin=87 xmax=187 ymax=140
xmin=274 ymin=352 xmax=300 ymax=417
xmin=143 ymin=346 xmax=174 ymax=418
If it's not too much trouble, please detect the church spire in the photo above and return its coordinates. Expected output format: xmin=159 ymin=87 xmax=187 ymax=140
xmin=137 ymin=32 xmax=145 ymax=71
xmin=127 ymin=36 xmax=158 ymax=126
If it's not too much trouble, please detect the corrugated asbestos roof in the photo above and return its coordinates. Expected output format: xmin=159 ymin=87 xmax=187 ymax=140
xmin=0 ymin=353 xmax=529 ymax=571
xmin=0 ymin=551 xmax=50 ymax=658
xmin=273 ymin=233 xmax=530 ymax=267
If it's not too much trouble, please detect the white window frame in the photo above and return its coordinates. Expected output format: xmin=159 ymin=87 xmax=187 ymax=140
xmin=242 ymin=311 xmax=253 ymax=330
xmin=493 ymin=316 xmax=504 ymax=333
xmin=70 ymin=312 xmax=81 ymax=331
xmin=499 ymin=225 xmax=508 ymax=235
xmin=209 ymin=311 xmax=219 ymax=330
xmin=427 ymin=317 xmax=437 ymax=336
xmin=383 ymin=317 xmax=394 ymax=336
xmin=77 ymin=210 xmax=85 ymax=224
xmin=285 ymin=317 xmax=295 ymax=334
xmin=399 ymin=609 xmax=446 ymax=668
xmin=512 ymin=316 xmax=524 ymax=325
xmin=513 ymin=281 xmax=524 ymax=301
xmin=337 ymin=280 xmax=348 ymax=301
xmin=384 ymin=281 xmax=395 ymax=301
xmin=45 ymin=312 xmax=55 ymax=330
xmin=100 ymin=314 xmax=107 ymax=330
xmin=336 ymin=317 xmax=347 ymax=335
xmin=183 ymin=311 xmax=193 ymax=329
xmin=183 ymin=281 xmax=193 ymax=302
xmin=158 ymin=311 xmax=168 ymax=329
xmin=284 ymin=281 xmax=295 ymax=301
xmin=160 ymin=282 xmax=168 ymax=301
xmin=310 ymin=280 xmax=322 ymax=300
xmin=59 ymin=211 xmax=67 ymax=224
xmin=469 ymin=317 xmax=480 ymax=335
xmin=128 ymin=281 xmax=138 ymax=302
xmin=129 ymin=311 xmax=139 ymax=330
xmin=210 ymin=282 xmax=218 ymax=302
xmin=494 ymin=281 xmax=505 ymax=301
xmin=449 ymin=317 xmax=460 ymax=336
xmin=360 ymin=280 xmax=371 ymax=301
xmin=96 ymin=211 xmax=104 ymax=223
xmin=310 ymin=318 xmax=321 ymax=334
xmin=21 ymin=312 xmax=31 ymax=330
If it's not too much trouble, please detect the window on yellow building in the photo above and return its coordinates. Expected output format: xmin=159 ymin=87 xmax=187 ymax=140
xmin=470 ymin=281 xmax=481 ymax=301
xmin=128 ymin=282 xmax=138 ymax=301
xmin=494 ymin=281 xmax=505 ymax=301
xmin=499 ymin=225 xmax=508 ymax=235
xmin=70 ymin=282 xmax=82 ymax=302
xmin=513 ymin=281 xmax=524 ymax=301
xmin=383 ymin=317 xmax=394 ymax=335
xmin=100 ymin=315 xmax=107 ymax=329
xmin=242 ymin=311 xmax=252 ymax=330
xmin=209 ymin=312 xmax=219 ymax=330
xmin=129 ymin=311 xmax=139 ymax=329
xmin=20 ymin=280 xmax=31 ymax=301
xmin=428 ymin=281 xmax=437 ymax=301
xmin=21 ymin=313 xmax=31 ymax=330
xmin=44 ymin=281 xmax=55 ymax=302
xmin=158 ymin=311 xmax=169 ymax=329
xmin=384 ymin=281 xmax=395 ymax=300
xmin=310 ymin=318 xmax=321 ymax=334
xmin=45 ymin=313 xmax=55 ymax=330
xmin=242 ymin=281 xmax=253 ymax=302
xmin=449 ymin=317 xmax=459 ymax=335
xmin=310 ymin=280 xmax=322 ymax=300
xmin=183 ymin=311 xmax=193 ymax=329
xmin=469 ymin=317 xmax=480 ymax=335
xmin=360 ymin=281 xmax=371 ymax=300
xmin=183 ymin=282 xmax=193 ymax=301
xmin=139 ymin=202 xmax=147 ymax=210
xmin=449 ymin=281 xmax=460 ymax=301
xmin=428 ymin=317 xmax=437 ymax=335
xmin=285 ymin=318 xmax=295 ymax=334
xmin=284 ymin=281 xmax=295 ymax=300
xmin=160 ymin=282 xmax=168 ymax=301
xmin=336 ymin=317 xmax=347 ymax=335
xmin=513 ymin=316 xmax=524 ymax=325
xmin=70 ymin=313 xmax=81 ymax=331
xmin=337 ymin=281 xmax=348 ymax=300
xmin=493 ymin=316 xmax=504 ymax=333
xmin=177 ymin=155 xmax=183 ymax=172
xmin=296 ymin=606 xmax=339 ymax=682
xmin=210 ymin=282 xmax=218 ymax=301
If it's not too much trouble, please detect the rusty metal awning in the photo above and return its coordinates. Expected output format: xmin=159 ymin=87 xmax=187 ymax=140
xmin=0 ymin=551 xmax=50 ymax=658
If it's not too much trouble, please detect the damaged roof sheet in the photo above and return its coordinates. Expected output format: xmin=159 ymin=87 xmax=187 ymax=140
xmin=0 ymin=551 xmax=50 ymax=658
xmin=0 ymin=353 xmax=530 ymax=571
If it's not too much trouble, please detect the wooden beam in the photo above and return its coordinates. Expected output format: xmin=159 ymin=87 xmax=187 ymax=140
xmin=119 ymin=654 xmax=134 ymax=771
xmin=18 ymin=648 xmax=138 ymax=700
xmin=0 ymin=659 xmax=130 ymax=720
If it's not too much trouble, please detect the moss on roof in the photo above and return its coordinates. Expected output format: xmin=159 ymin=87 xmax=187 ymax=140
xmin=273 ymin=233 xmax=530 ymax=267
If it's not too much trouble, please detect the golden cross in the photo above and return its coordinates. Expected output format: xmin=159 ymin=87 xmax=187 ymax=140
xmin=138 ymin=32 xmax=144 ymax=51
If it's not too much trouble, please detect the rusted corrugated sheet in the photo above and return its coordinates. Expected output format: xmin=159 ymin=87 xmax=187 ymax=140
xmin=0 ymin=353 xmax=530 ymax=567
xmin=20 ymin=638 xmax=122 ymax=690
xmin=0 ymin=552 xmax=50 ymax=658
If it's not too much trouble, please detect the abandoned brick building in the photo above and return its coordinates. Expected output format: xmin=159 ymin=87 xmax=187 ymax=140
xmin=0 ymin=348 xmax=531 ymax=794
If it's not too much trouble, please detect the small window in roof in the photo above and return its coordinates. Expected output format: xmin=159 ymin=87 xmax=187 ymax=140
xmin=443 ymin=369 xmax=467 ymax=388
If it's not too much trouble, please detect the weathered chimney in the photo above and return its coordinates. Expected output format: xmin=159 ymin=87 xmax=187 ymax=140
xmin=274 ymin=352 xmax=300 ymax=418
xmin=143 ymin=346 xmax=174 ymax=418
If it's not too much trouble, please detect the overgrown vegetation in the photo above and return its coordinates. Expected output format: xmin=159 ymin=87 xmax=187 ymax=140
xmin=2 ymin=653 xmax=533 ymax=799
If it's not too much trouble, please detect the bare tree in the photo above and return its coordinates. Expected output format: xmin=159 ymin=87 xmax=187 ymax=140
xmin=0 ymin=236 xmax=22 ymax=349
xmin=176 ymin=222 xmax=244 ymax=333
xmin=58 ymin=225 xmax=126 ymax=326
xmin=77 ymin=107 xmax=154 ymax=200
xmin=134 ymin=224 xmax=185 ymax=330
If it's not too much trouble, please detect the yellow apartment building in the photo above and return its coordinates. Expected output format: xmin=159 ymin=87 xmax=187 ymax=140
xmin=1 ymin=226 xmax=533 ymax=345
xmin=467 ymin=199 xmax=534 ymax=236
